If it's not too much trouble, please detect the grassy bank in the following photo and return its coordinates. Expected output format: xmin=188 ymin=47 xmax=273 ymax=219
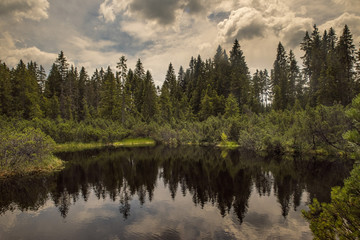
xmin=55 ymin=138 xmax=156 ymax=152
xmin=0 ymin=155 xmax=64 ymax=178
xmin=113 ymin=138 xmax=156 ymax=147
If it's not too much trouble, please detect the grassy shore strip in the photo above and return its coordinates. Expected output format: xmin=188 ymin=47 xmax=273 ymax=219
xmin=217 ymin=141 xmax=240 ymax=148
xmin=54 ymin=142 xmax=107 ymax=152
xmin=113 ymin=138 xmax=156 ymax=147
xmin=55 ymin=138 xmax=156 ymax=152
xmin=0 ymin=156 xmax=64 ymax=179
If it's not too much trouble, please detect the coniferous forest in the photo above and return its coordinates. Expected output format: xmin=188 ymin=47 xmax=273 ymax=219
xmin=1 ymin=24 xmax=360 ymax=239
xmin=1 ymin=24 xmax=359 ymax=150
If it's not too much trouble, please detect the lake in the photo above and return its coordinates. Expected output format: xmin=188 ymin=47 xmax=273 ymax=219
xmin=0 ymin=146 xmax=353 ymax=239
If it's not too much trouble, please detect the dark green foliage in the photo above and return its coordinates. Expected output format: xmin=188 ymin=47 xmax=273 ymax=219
xmin=0 ymin=62 xmax=12 ymax=116
xmin=0 ymin=127 xmax=55 ymax=170
xmin=229 ymin=39 xmax=250 ymax=107
xmin=303 ymin=94 xmax=360 ymax=239
xmin=100 ymin=67 xmax=118 ymax=119
xmin=141 ymin=71 xmax=159 ymax=122
xmin=303 ymin=164 xmax=360 ymax=240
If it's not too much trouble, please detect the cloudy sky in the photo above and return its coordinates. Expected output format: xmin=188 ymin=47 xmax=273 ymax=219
xmin=0 ymin=0 xmax=359 ymax=85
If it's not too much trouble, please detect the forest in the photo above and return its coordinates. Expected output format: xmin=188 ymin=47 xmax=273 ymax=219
xmin=0 ymin=24 xmax=360 ymax=157
xmin=0 ymin=24 xmax=360 ymax=239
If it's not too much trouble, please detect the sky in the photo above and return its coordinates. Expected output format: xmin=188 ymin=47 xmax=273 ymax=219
xmin=0 ymin=0 xmax=359 ymax=86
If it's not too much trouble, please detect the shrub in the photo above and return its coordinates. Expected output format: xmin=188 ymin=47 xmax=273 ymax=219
xmin=0 ymin=127 xmax=56 ymax=170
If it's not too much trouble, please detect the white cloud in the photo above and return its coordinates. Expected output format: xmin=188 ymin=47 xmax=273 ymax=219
xmin=98 ymin=0 xmax=116 ymax=22
xmin=217 ymin=7 xmax=267 ymax=43
xmin=0 ymin=32 xmax=56 ymax=68
xmin=320 ymin=13 xmax=360 ymax=42
xmin=0 ymin=0 xmax=49 ymax=21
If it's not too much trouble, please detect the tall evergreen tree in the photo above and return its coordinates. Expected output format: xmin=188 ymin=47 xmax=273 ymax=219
xmin=0 ymin=62 xmax=12 ymax=116
xmin=178 ymin=66 xmax=186 ymax=92
xmin=11 ymin=60 xmax=42 ymax=118
xmin=141 ymin=71 xmax=159 ymax=122
xmin=78 ymin=67 xmax=88 ymax=121
xmin=309 ymin=25 xmax=322 ymax=106
xmin=250 ymin=70 xmax=263 ymax=113
xmin=229 ymin=39 xmax=250 ymax=108
xmin=133 ymin=59 xmax=145 ymax=113
xmin=224 ymin=93 xmax=240 ymax=118
xmin=214 ymin=45 xmax=230 ymax=97
xmin=300 ymin=31 xmax=312 ymax=81
xmin=100 ymin=67 xmax=117 ymax=119
xmin=272 ymin=42 xmax=289 ymax=110
xmin=117 ymin=56 xmax=128 ymax=124
xmin=288 ymin=50 xmax=299 ymax=106
xmin=336 ymin=25 xmax=356 ymax=105
xmin=159 ymin=84 xmax=172 ymax=122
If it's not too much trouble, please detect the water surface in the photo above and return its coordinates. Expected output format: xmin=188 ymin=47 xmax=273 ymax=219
xmin=0 ymin=146 xmax=353 ymax=239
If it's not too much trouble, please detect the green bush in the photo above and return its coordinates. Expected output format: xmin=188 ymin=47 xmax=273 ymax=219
xmin=0 ymin=127 xmax=55 ymax=170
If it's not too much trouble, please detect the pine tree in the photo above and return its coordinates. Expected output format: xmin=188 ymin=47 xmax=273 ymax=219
xmin=45 ymin=64 xmax=61 ymax=98
xmin=87 ymin=69 xmax=102 ymax=117
xmin=214 ymin=45 xmax=230 ymax=97
xmin=309 ymin=25 xmax=322 ymax=106
xmin=272 ymin=42 xmax=289 ymax=110
xmin=141 ymin=71 xmax=159 ymax=122
xmin=164 ymin=63 xmax=182 ymax=119
xmin=288 ymin=50 xmax=299 ymax=106
xmin=100 ymin=67 xmax=117 ymax=119
xmin=49 ymin=95 xmax=60 ymax=119
xmin=224 ymin=93 xmax=240 ymax=118
xmin=62 ymin=66 xmax=78 ymax=120
xmin=301 ymin=31 xmax=312 ymax=80
xmin=229 ymin=39 xmax=250 ymax=108
xmin=0 ymin=62 xmax=12 ymax=116
xmin=261 ymin=69 xmax=271 ymax=109
xmin=11 ymin=60 xmax=42 ymax=119
xmin=178 ymin=66 xmax=186 ymax=92
xmin=116 ymin=56 xmax=128 ymax=124
xmin=199 ymin=90 xmax=214 ymax=121
xmin=37 ymin=65 xmax=46 ymax=94
xmin=336 ymin=25 xmax=356 ymax=105
xmin=159 ymin=84 xmax=172 ymax=122
xmin=78 ymin=67 xmax=88 ymax=121
xmin=250 ymin=70 xmax=263 ymax=113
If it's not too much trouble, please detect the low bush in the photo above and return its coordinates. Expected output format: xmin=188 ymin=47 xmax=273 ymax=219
xmin=0 ymin=127 xmax=57 ymax=172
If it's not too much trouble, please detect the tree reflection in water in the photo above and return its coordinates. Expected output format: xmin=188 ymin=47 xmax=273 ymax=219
xmin=0 ymin=146 xmax=353 ymax=222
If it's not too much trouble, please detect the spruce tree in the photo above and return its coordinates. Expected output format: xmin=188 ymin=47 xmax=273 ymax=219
xmin=288 ymin=50 xmax=299 ymax=106
xmin=229 ymin=39 xmax=250 ymax=108
xmin=336 ymin=25 xmax=356 ymax=105
xmin=272 ymin=42 xmax=289 ymax=110
xmin=224 ymin=93 xmax=240 ymax=118
xmin=117 ymin=56 xmax=128 ymax=124
xmin=100 ymin=67 xmax=117 ymax=119
xmin=78 ymin=67 xmax=88 ymax=121
xmin=159 ymin=84 xmax=172 ymax=122
xmin=0 ymin=62 xmax=12 ymax=116
xmin=141 ymin=71 xmax=159 ymax=122
xmin=133 ymin=59 xmax=145 ymax=113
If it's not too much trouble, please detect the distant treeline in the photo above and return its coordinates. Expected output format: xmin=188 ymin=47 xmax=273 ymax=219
xmin=0 ymin=24 xmax=359 ymax=123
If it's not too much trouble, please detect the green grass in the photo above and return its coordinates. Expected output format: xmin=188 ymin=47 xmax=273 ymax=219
xmin=54 ymin=142 xmax=107 ymax=152
xmin=0 ymin=155 xmax=64 ymax=178
xmin=113 ymin=138 xmax=156 ymax=147
xmin=55 ymin=138 xmax=156 ymax=152
xmin=217 ymin=141 xmax=240 ymax=149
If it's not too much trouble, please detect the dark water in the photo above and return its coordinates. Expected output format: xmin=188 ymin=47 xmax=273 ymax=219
xmin=0 ymin=146 xmax=354 ymax=240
